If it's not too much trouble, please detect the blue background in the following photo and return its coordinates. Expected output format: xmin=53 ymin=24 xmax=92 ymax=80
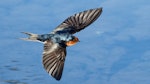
xmin=0 ymin=0 xmax=150 ymax=84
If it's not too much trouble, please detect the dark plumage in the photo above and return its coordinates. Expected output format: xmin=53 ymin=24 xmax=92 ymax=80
xmin=21 ymin=7 xmax=103 ymax=80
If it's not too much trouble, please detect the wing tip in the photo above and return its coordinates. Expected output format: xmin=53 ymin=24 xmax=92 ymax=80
xmin=54 ymin=76 xmax=61 ymax=81
xmin=51 ymin=71 xmax=62 ymax=81
xmin=96 ymin=7 xmax=103 ymax=12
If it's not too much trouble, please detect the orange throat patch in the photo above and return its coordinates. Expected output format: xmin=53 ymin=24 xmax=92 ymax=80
xmin=66 ymin=40 xmax=78 ymax=46
xmin=66 ymin=37 xmax=79 ymax=46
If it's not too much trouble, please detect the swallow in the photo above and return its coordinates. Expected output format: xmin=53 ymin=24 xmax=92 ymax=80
xmin=21 ymin=7 xmax=102 ymax=80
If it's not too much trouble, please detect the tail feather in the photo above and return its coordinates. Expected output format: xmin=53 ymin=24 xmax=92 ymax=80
xmin=20 ymin=32 xmax=39 ymax=42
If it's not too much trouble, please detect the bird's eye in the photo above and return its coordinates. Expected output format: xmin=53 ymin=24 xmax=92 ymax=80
xmin=70 ymin=36 xmax=74 ymax=40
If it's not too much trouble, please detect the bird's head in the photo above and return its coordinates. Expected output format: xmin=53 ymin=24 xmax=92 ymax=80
xmin=66 ymin=36 xmax=80 ymax=46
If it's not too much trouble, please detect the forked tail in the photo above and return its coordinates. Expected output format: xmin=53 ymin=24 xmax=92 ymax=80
xmin=20 ymin=32 xmax=39 ymax=42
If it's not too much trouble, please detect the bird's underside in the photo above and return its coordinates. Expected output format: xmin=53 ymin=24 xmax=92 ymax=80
xmin=21 ymin=7 xmax=103 ymax=80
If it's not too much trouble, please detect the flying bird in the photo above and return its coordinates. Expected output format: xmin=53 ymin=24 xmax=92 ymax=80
xmin=21 ymin=7 xmax=103 ymax=80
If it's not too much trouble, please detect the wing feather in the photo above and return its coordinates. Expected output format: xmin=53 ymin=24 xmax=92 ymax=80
xmin=53 ymin=8 xmax=102 ymax=34
xmin=42 ymin=40 xmax=66 ymax=80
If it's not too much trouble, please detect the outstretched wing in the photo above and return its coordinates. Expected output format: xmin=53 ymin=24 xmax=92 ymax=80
xmin=52 ymin=7 xmax=102 ymax=34
xmin=42 ymin=40 xmax=66 ymax=80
